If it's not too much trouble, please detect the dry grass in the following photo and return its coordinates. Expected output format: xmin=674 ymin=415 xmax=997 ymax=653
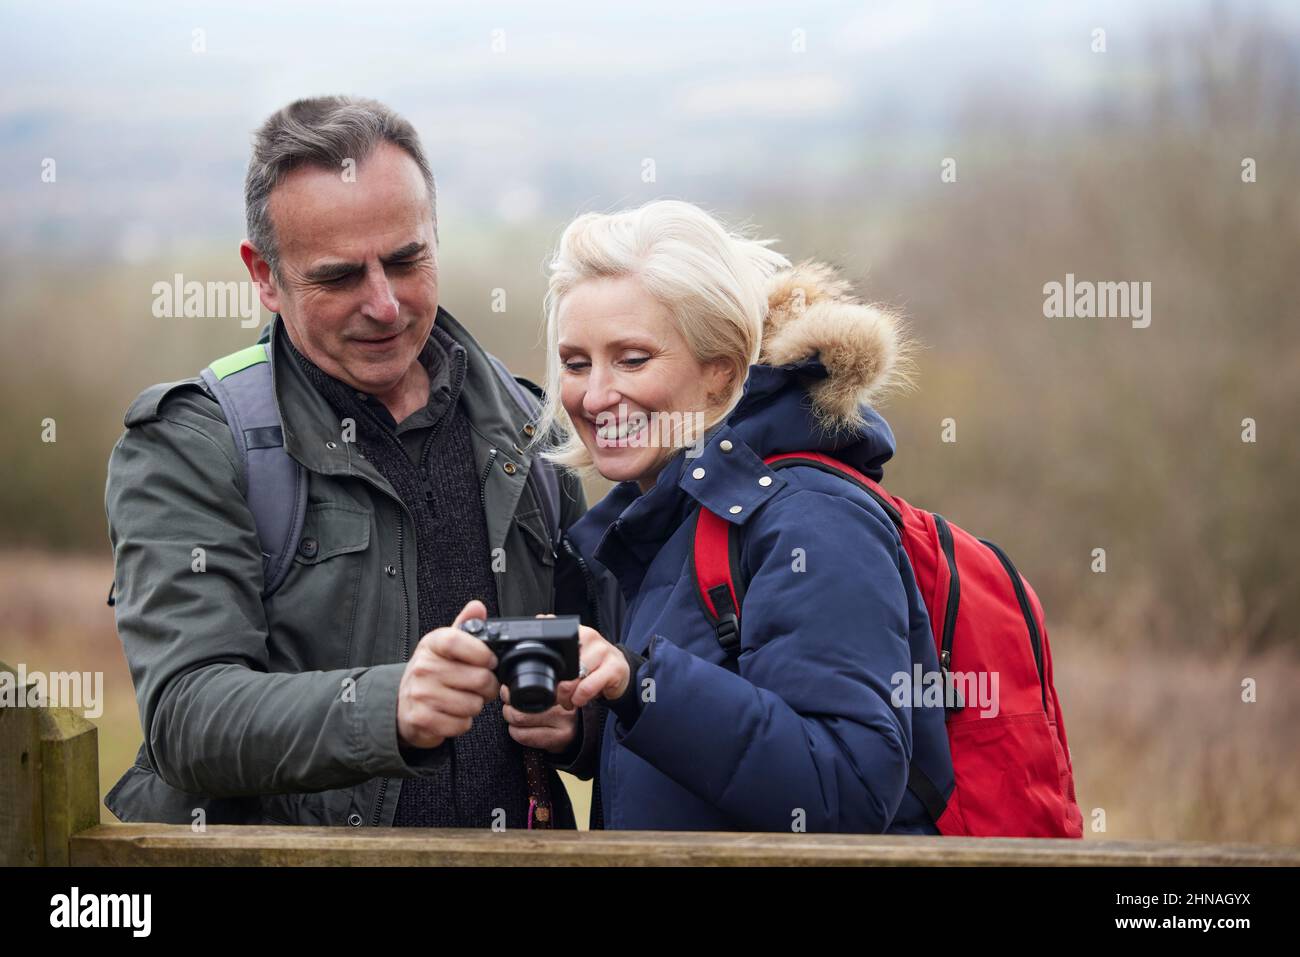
xmin=2 ymin=550 xmax=1293 ymax=844
xmin=1051 ymin=628 xmax=1300 ymax=844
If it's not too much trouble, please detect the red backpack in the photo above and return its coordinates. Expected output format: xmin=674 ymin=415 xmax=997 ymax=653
xmin=691 ymin=450 xmax=1084 ymax=838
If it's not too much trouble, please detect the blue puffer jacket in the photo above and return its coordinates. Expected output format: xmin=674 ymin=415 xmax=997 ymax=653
xmin=562 ymin=262 xmax=956 ymax=833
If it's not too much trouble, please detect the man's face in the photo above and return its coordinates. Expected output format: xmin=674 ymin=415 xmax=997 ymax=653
xmin=245 ymin=141 xmax=439 ymax=396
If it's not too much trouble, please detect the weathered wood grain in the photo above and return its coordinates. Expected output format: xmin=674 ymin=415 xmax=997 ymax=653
xmin=68 ymin=824 xmax=1300 ymax=867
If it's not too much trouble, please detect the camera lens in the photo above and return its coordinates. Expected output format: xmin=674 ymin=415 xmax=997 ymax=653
xmin=500 ymin=641 xmax=566 ymax=713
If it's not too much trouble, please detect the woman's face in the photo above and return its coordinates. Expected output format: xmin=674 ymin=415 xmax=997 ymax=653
xmin=557 ymin=276 xmax=732 ymax=490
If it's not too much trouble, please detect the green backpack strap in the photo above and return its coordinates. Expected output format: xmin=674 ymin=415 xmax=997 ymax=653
xmin=200 ymin=341 xmax=307 ymax=597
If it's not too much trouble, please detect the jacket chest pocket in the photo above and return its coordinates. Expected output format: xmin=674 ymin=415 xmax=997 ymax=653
xmin=494 ymin=507 xmax=554 ymax=617
xmin=514 ymin=507 xmax=556 ymax=568
xmin=268 ymin=503 xmax=374 ymax=670
xmin=294 ymin=503 xmax=371 ymax=564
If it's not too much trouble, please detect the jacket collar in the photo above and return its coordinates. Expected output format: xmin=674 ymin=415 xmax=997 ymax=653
xmin=263 ymin=308 xmax=538 ymax=478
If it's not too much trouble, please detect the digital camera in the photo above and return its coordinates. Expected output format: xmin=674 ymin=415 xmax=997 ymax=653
xmin=459 ymin=616 xmax=581 ymax=713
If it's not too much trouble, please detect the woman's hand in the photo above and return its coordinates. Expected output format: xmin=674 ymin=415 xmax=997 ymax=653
xmin=560 ymin=624 xmax=631 ymax=709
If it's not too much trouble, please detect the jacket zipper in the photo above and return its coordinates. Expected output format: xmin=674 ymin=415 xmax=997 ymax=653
xmin=370 ymin=778 xmax=389 ymax=828
xmin=355 ymin=346 xmax=471 ymax=828
xmin=418 ymin=345 xmax=468 ymax=503
xmin=344 ymin=461 xmax=410 ymax=827
xmin=374 ymin=441 xmax=492 ymax=828
xmin=980 ymin=538 xmax=1048 ymax=712
xmin=370 ymin=510 xmax=409 ymax=828
xmin=591 ymin=708 xmax=609 ymax=830
xmin=931 ymin=514 xmax=961 ymax=674
xmin=560 ymin=533 xmax=606 ymax=636
xmin=931 ymin=514 xmax=964 ymax=715
xmin=559 ymin=531 xmax=610 ymax=829
xmin=397 ymin=513 xmax=411 ymax=660
xmin=478 ymin=448 xmax=499 ymax=522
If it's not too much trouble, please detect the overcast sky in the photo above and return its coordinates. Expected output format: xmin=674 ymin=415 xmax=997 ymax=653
xmin=3 ymin=0 xmax=1295 ymax=261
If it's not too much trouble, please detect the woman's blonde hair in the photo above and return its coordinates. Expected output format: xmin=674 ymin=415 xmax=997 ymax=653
xmin=534 ymin=200 xmax=791 ymax=475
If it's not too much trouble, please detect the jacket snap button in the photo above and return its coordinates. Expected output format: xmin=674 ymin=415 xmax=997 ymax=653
xmin=719 ymin=440 xmax=733 ymax=452
xmin=298 ymin=537 xmax=319 ymax=558
xmin=503 ymin=462 xmax=517 ymax=475
xmin=692 ymin=467 xmax=705 ymax=479
xmin=347 ymin=813 xmax=363 ymax=827
xmin=523 ymin=424 xmax=536 ymax=437
xmin=729 ymin=505 xmax=743 ymax=515
xmin=759 ymin=476 xmax=773 ymax=487
xmin=326 ymin=440 xmax=338 ymax=450
xmin=385 ymin=564 xmax=397 ymax=577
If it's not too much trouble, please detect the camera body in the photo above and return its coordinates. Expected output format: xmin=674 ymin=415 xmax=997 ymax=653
xmin=460 ymin=616 xmax=581 ymax=713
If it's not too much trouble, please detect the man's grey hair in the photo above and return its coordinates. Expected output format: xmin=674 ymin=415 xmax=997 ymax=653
xmin=245 ymin=95 xmax=437 ymax=280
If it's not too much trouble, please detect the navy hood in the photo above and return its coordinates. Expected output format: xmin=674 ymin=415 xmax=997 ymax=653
xmin=725 ymin=356 xmax=896 ymax=480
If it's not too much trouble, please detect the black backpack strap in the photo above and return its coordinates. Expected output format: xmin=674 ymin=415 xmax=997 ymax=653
xmin=906 ymin=764 xmax=953 ymax=828
xmin=200 ymin=342 xmax=307 ymax=598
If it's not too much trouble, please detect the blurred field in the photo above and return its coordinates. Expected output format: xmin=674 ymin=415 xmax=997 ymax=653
xmin=1 ymin=549 xmax=1294 ymax=843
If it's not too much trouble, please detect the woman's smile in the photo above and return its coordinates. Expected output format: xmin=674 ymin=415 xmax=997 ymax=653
xmin=556 ymin=275 xmax=731 ymax=489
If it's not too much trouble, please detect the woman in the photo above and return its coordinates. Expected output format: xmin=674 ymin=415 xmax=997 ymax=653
xmin=536 ymin=200 xmax=954 ymax=833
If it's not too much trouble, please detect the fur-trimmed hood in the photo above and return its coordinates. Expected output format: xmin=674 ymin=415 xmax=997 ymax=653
xmin=758 ymin=260 xmax=912 ymax=433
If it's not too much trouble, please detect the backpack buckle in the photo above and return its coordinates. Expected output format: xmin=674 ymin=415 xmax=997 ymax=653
xmin=715 ymin=613 xmax=741 ymax=656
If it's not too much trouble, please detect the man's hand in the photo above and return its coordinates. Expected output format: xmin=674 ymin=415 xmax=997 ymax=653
xmin=396 ymin=600 xmax=499 ymax=750
xmin=500 ymin=685 xmax=578 ymax=753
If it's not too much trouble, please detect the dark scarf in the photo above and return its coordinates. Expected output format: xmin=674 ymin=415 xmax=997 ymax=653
xmin=286 ymin=325 xmax=541 ymax=828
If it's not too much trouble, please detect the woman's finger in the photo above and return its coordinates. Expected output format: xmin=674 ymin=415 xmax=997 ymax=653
xmin=577 ymin=625 xmax=608 ymax=652
xmin=554 ymin=679 xmax=579 ymax=710
xmin=572 ymin=659 xmax=626 ymax=708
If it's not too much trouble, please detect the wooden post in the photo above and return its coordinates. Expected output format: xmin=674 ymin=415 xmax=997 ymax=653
xmin=0 ymin=660 xmax=101 ymax=866
xmin=0 ymin=661 xmax=43 ymax=866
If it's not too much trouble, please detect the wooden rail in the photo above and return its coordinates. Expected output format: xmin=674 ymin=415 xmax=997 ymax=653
xmin=67 ymin=824 xmax=1299 ymax=867
xmin=5 ymin=661 xmax=1299 ymax=867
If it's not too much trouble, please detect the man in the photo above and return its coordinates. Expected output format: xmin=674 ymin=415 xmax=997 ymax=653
xmin=105 ymin=96 xmax=588 ymax=828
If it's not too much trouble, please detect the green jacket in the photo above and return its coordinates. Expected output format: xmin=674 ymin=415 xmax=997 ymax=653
xmin=104 ymin=309 xmax=587 ymax=827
